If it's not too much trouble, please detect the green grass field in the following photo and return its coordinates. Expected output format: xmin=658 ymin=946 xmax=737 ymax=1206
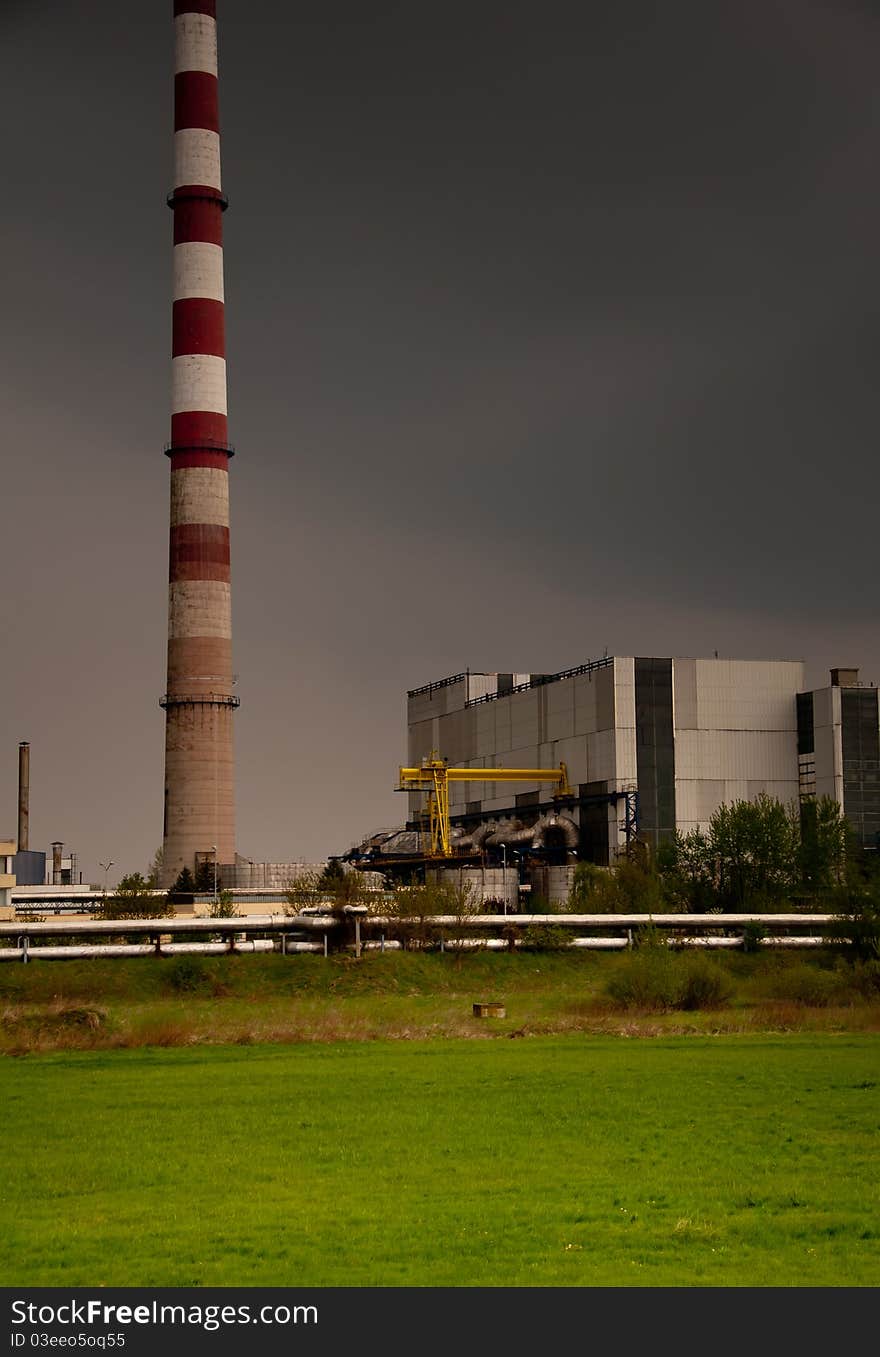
xmin=2 ymin=1034 xmax=877 ymax=1287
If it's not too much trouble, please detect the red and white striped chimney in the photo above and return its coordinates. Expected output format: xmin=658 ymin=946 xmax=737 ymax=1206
xmin=161 ymin=0 xmax=238 ymax=888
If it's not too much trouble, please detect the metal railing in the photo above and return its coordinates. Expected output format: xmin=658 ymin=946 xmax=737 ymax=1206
xmin=465 ymin=656 xmax=614 ymax=706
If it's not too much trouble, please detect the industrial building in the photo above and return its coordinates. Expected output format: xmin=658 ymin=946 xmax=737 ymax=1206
xmin=398 ymin=657 xmax=879 ymax=870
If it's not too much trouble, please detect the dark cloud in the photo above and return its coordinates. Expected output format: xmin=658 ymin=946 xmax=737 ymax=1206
xmin=2 ymin=1 xmax=878 ymax=881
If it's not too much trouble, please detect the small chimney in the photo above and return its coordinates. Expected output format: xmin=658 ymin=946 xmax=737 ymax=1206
xmin=18 ymin=741 xmax=29 ymax=851
xmin=51 ymin=841 xmax=63 ymax=886
xmin=830 ymin=668 xmax=860 ymax=688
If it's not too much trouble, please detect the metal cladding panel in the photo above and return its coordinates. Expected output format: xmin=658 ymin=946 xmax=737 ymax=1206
xmin=557 ymin=736 xmax=588 ymax=784
xmin=546 ymin=680 xmax=576 ymax=741
xmin=746 ymin=779 xmax=799 ymax=804
xmin=573 ymin=674 xmax=601 ymax=732
xmin=693 ymin=658 xmax=803 ymax=731
xmin=673 ymin=781 xmax=701 ymax=824
xmin=693 ymin=780 xmax=729 ymax=820
xmin=586 ymin=729 xmax=617 ymax=782
xmin=508 ymin=745 xmax=539 ymax=765
xmin=441 ymin=708 xmax=476 ymax=764
xmin=614 ymin=726 xmax=637 ymax=783
xmin=596 ymin=664 xmax=616 ymax=729
xmin=466 ymin=673 xmax=498 ymax=702
xmin=408 ymin=677 xmax=468 ymax=723
xmin=510 ymin=690 xmax=541 ymax=747
xmin=673 ymin=657 xmax=698 ymax=729
xmin=494 ymin=702 xmax=512 ymax=752
xmin=673 ymin=729 xmax=700 ymax=779
xmin=715 ymin=729 xmax=797 ymax=781
xmin=811 ymin=686 xmax=836 ymax=730
xmin=474 ymin=703 xmax=497 ymax=758
xmin=814 ymin=720 xmax=844 ymax=805
xmin=408 ymin=717 xmax=436 ymax=764
xmin=613 ymin=656 xmax=635 ymax=727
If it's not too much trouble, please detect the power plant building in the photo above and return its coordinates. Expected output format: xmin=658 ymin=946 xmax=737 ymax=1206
xmin=406 ymin=657 xmax=879 ymax=863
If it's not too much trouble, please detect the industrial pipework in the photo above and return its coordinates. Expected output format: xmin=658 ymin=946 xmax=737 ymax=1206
xmin=160 ymin=1 xmax=239 ymax=887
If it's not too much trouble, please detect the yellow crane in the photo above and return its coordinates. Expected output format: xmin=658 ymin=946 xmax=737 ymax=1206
xmin=397 ymin=751 xmax=574 ymax=857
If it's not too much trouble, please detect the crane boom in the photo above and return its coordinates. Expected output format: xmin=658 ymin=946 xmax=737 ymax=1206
xmin=397 ymin=752 xmax=573 ymax=856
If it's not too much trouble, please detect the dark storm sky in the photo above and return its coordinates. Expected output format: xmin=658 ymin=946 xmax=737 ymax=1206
xmin=2 ymin=0 xmax=878 ymax=883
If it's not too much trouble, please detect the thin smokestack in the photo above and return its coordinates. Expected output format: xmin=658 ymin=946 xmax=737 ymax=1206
xmin=160 ymin=1 xmax=238 ymax=888
xmin=51 ymin=842 xmax=63 ymax=887
xmin=18 ymin=742 xmax=29 ymax=851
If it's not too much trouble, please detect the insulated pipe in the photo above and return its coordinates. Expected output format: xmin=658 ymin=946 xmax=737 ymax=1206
xmin=529 ymin=812 xmax=579 ymax=850
xmin=17 ymin=743 xmax=29 ymax=852
xmin=161 ymin=0 xmax=238 ymax=887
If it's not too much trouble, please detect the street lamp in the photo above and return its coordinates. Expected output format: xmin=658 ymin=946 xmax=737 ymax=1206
xmin=500 ymin=844 xmax=507 ymax=916
xmin=211 ymin=844 xmax=218 ymax=908
xmin=98 ymin=860 xmax=114 ymax=895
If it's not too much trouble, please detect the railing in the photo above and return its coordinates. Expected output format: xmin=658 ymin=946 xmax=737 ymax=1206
xmin=465 ymin=656 xmax=613 ymax=706
xmin=407 ymin=673 xmax=468 ymax=699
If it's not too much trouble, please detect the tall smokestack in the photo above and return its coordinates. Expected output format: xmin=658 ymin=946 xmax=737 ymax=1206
xmin=161 ymin=1 xmax=238 ymax=888
xmin=18 ymin=742 xmax=29 ymax=852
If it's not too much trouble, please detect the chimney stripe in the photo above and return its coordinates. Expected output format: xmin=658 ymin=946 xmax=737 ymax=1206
xmin=174 ymin=128 xmax=222 ymax=191
xmin=171 ymin=466 xmax=229 ymax=525
xmin=168 ymin=580 xmax=232 ymax=638
xmin=172 ymin=297 xmax=225 ymax=359
xmin=175 ymin=71 xmax=220 ymax=134
xmin=171 ymin=409 xmax=228 ymax=447
xmin=171 ymin=353 xmax=227 ymax=415
xmin=173 ymin=198 xmax=224 ymax=247
xmin=174 ymin=15 xmax=218 ymax=75
xmin=173 ymin=242 xmax=225 ymax=302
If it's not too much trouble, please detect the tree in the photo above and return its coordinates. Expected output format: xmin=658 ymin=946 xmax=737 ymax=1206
xmin=207 ymin=889 xmax=237 ymax=919
xmin=100 ymin=872 xmax=172 ymax=920
xmin=146 ymin=846 xmax=164 ymax=888
xmin=167 ymin=866 xmax=196 ymax=908
xmin=799 ymin=796 xmax=849 ymax=894
xmin=706 ymin=794 xmax=799 ymax=910
xmin=193 ymin=859 xmax=217 ymax=894
xmin=658 ymin=830 xmax=717 ymax=912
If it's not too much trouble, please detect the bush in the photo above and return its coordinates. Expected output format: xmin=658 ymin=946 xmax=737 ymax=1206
xmin=520 ymin=925 xmax=570 ymax=952
xmin=606 ymin=948 xmax=681 ymax=1011
xmin=678 ymin=957 xmax=733 ymax=1011
xmin=606 ymin=948 xmax=732 ymax=1012
xmin=760 ymin=964 xmax=850 ymax=1008
xmin=164 ymin=956 xmax=210 ymax=993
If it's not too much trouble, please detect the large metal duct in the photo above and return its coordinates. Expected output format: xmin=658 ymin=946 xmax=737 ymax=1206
xmin=530 ymin=812 xmax=578 ymax=850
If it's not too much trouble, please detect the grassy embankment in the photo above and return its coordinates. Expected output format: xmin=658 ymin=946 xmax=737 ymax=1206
xmin=1 ymin=949 xmax=879 ymax=1052
xmin=1 ymin=1034 xmax=877 ymax=1286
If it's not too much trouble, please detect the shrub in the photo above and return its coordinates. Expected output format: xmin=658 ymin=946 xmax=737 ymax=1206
xmin=520 ymin=925 xmax=570 ymax=952
xmin=678 ymin=957 xmax=733 ymax=1011
xmin=606 ymin=948 xmax=681 ymax=1011
xmin=761 ymin=964 xmax=850 ymax=1008
xmin=606 ymin=948 xmax=732 ymax=1011
xmin=164 ymin=955 xmax=210 ymax=993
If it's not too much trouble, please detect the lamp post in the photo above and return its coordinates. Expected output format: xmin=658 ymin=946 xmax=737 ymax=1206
xmin=98 ymin=860 xmax=114 ymax=896
xmin=500 ymin=843 xmax=507 ymax=915
xmin=211 ymin=844 xmax=218 ymax=909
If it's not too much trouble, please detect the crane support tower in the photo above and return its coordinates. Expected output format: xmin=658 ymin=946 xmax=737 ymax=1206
xmin=397 ymin=752 xmax=574 ymax=857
